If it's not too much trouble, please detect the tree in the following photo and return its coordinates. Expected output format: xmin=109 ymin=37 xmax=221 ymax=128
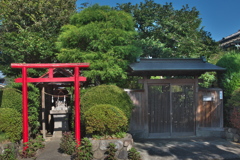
xmin=116 ymin=0 xmax=219 ymax=58
xmin=56 ymin=4 xmax=142 ymax=86
xmin=216 ymin=51 xmax=240 ymax=101
xmin=0 ymin=0 xmax=76 ymax=77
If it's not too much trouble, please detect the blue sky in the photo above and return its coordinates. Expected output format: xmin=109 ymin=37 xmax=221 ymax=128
xmin=76 ymin=0 xmax=240 ymax=42
xmin=1 ymin=0 xmax=238 ymax=78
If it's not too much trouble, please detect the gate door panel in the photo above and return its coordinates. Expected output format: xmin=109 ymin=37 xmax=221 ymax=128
xmin=148 ymin=84 xmax=195 ymax=136
xmin=148 ymin=84 xmax=170 ymax=134
xmin=172 ymin=85 xmax=194 ymax=134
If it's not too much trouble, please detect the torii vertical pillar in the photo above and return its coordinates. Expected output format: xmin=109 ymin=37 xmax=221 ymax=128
xmin=74 ymin=67 xmax=81 ymax=144
xmin=11 ymin=63 xmax=90 ymax=149
xmin=22 ymin=67 xmax=29 ymax=149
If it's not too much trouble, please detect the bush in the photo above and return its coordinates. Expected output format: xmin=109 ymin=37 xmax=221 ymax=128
xmin=227 ymin=88 xmax=240 ymax=128
xmin=0 ymin=108 xmax=22 ymax=142
xmin=230 ymin=108 xmax=240 ymax=130
xmin=85 ymin=104 xmax=128 ymax=137
xmin=11 ymin=83 xmax=40 ymax=136
xmin=216 ymin=52 xmax=240 ymax=100
xmin=74 ymin=138 xmax=93 ymax=160
xmin=0 ymin=88 xmax=22 ymax=112
xmin=60 ymin=132 xmax=93 ymax=160
xmin=81 ymin=85 xmax=133 ymax=119
xmin=59 ymin=132 xmax=76 ymax=155
xmin=227 ymin=88 xmax=240 ymax=108
xmin=128 ymin=147 xmax=141 ymax=160
xmin=105 ymin=143 xmax=117 ymax=160
xmin=20 ymin=135 xmax=45 ymax=158
xmin=0 ymin=144 xmax=17 ymax=160
xmin=0 ymin=131 xmax=7 ymax=143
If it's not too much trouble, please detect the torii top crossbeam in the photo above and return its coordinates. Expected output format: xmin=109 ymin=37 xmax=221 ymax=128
xmin=11 ymin=63 xmax=90 ymax=68
xmin=11 ymin=63 xmax=90 ymax=149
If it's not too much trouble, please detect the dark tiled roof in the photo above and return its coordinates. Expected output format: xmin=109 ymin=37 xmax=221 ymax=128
xmin=128 ymin=58 xmax=226 ymax=76
xmin=218 ymin=30 xmax=240 ymax=48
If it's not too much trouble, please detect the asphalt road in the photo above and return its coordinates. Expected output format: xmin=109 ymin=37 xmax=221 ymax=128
xmin=134 ymin=137 xmax=240 ymax=160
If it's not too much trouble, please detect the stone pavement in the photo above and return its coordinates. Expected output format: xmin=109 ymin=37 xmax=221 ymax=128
xmin=18 ymin=137 xmax=240 ymax=160
xmin=18 ymin=138 xmax=71 ymax=160
xmin=134 ymin=137 xmax=240 ymax=160
xmin=35 ymin=139 xmax=71 ymax=160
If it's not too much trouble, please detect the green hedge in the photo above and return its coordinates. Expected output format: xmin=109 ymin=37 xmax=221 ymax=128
xmin=226 ymin=88 xmax=240 ymax=128
xmin=85 ymin=104 xmax=128 ymax=136
xmin=81 ymin=85 xmax=133 ymax=119
xmin=0 ymin=88 xmax=22 ymax=112
xmin=216 ymin=53 xmax=240 ymax=100
xmin=227 ymin=88 xmax=240 ymax=108
xmin=0 ymin=108 xmax=22 ymax=142
xmin=11 ymin=83 xmax=40 ymax=135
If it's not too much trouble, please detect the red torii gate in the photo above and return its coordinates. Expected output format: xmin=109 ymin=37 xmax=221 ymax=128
xmin=11 ymin=63 xmax=90 ymax=148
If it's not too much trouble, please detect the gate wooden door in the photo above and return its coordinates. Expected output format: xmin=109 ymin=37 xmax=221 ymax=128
xmin=148 ymin=84 xmax=195 ymax=137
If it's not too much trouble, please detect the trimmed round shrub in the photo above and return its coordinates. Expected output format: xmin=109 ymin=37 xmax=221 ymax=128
xmin=84 ymin=104 xmax=128 ymax=136
xmin=0 ymin=88 xmax=22 ymax=112
xmin=81 ymin=85 xmax=133 ymax=119
xmin=0 ymin=108 xmax=22 ymax=142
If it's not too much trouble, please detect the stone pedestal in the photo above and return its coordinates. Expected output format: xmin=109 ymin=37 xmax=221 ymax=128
xmin=50 ymin=110 xmax=69 ymax=138
xmin=90 ymin=134 xmax=134 ymax=160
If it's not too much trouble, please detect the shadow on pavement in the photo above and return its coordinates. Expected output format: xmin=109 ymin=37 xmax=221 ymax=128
xmin=134 ymin=137 xmax=240 ymax=160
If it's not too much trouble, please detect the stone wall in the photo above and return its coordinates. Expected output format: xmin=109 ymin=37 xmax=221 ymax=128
xmin=90 ymin=134 xmax=133 ymax=160
xmin=225 ymin=128 xmax=240 ymax=143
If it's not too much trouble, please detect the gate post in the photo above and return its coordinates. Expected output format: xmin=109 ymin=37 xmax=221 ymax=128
xmin=74 ymin=67 xmax=81 ymax=145
xmin=22 ymin=67 xmax=29 ymax=149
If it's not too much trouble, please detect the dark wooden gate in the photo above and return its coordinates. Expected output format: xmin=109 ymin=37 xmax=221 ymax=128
xmin=148 ymin=84 xmax=195 ymax=136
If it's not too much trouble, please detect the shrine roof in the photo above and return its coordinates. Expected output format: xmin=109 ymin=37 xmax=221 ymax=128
xmin=40 ymin=68 xmax=73 ymax=78
xmin=128 ymin=57 xmax=226 ymax=76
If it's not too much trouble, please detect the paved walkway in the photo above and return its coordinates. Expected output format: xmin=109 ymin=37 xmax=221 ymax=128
xmin=35 ymin=139 xmax=71 ymax=160
xmin=18 ymin=138 xmax=71 ymax=160
xmin=134 ymin=137 xmax=240 ymax=160
xmin=18 ymin=137 xmax=240 ymax=160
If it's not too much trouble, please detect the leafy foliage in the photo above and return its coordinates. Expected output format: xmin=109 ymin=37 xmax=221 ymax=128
xmin=128 ymin=147 xmax=142 ymax=160
xmin=0 ymin=108 xmax=22 ymax=142
xmin=20 ymin=135 xmax=45 ymax=158
xmin=216 ymin=52 xmax=240 ymax=100
xmin=56 ymin=4 xmax=142 ymax=85
xmin=0 ymin=131 xmax=8 ymax=143
xmin=116 ymin=0 xmax=219 ymax=58
xmin=0 ymin=0 xmax=76 ymax=77
xmin=59 ymin=132 xmax=76 ymax=155
xmin=0 ymin=88 xmax=22 ymax=112
xmin=60 ymin=132 xmax=93 ymax=160
xmin=136 ymin=36 xmax=172 ymax=58
xmin=105 ymin=143 xmax=117 ymax=160
xmin=230 ymin=108 xmax=240 ymax=130
xmin=74 ymin=138 xmax=93 ymax=160
xmin=227 ymin=88 xmax=240 ymax=108
xmin=227 ymin=88 xmax=240 ymax=128
xmin=11 ymin=83 xmax=40 ymax=136
xmin=84 ymin=104 xmax=128 ymax=137
xmin=0 ymin=31 xmax=55 ymax=77
xmin=81 ymin=84 xmax=133 ymax=119
xmin=199 ymin=72 xmax=217 ymax=88
xmin=0 ymin=144 xmax=17 ymax=160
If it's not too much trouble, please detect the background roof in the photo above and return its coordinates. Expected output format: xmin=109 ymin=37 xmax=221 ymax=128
xmin=128 ymin=58 xmax=226 ymax=76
